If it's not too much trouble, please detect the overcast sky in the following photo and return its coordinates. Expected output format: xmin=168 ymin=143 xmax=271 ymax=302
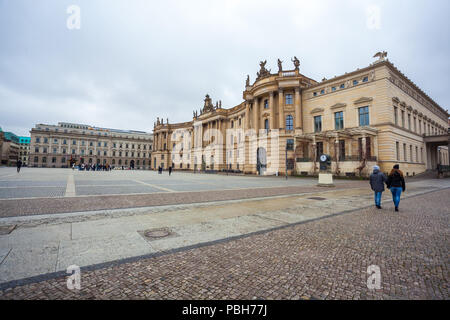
xmin=0 ymin=0 xmax=449 ymax=136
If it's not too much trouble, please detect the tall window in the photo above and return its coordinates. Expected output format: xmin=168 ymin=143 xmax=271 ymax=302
xmin=264 ymin=99 xmax=269 ymax=109
xmin=410 ymin=145 xmax=413 ymax=162
xmin=334 ymin=111 xmax=344 ymax=130
xmin=314 ymin=115 xmax=322 ymax=132
xmin=403 ymin=143 xmax=407 ymax=161
xmin=285 ymin=115 xmax=293 ymax=131
xmin=415 ymin=146 xmax=418 ymax=163
xmin=358 ymin=106 xmax=369 ymax=126
xmin=414 ymin=117 xmax=417 ymax=132
xmin=408 ymin=114 xmax=411 ymax=130
xmin=285 ymin=94 xmax=293 ymax=105
xmin=264 ymin=119 xmax=269 ymax=132
xmin=394 ymin=107 xmax=398 ymax=125
xmin=316 ymin=142 xmax=323 ymax=161
xmin=396 ymin=142 xmax=399 ymax=161
xmin=339 ymin=140 xmax=345 ymax=161
xmin=286 ymin=139 xmax=294 ymax=151
xmin=401 ymin=110 xmax=405 ymax=127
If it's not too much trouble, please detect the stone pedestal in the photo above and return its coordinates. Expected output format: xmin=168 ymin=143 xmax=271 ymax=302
xmin=318 ymin=173 xmax=334 ymax=187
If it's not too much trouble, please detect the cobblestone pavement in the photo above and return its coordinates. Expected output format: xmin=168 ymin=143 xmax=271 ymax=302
xmin=1 ymin=188 xmax=448 ymax=300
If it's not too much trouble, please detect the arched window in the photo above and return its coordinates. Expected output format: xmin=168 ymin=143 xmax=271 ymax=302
xmin=286 ymin=115 xmax=293 ymax=131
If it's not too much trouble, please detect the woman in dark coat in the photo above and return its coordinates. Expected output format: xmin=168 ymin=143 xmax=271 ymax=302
xmin=386 ymin=164 xmax=406 ymax=212
xmin=369 ymin=165 xmax=387 ymax=209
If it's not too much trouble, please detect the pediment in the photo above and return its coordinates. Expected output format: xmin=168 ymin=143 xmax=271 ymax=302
xmin=310 ymin=107 xmax=324 ymax=114
xmin=354 ymin=97 xmax=373 ymax=104
xmin=330 ymin=103 xmax=347 ymax=109
xmin=392 ymin=97 xmax=400 ymax=104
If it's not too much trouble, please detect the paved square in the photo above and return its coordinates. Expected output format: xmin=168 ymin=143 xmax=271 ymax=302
xmin=0 ymin=167 xmax=448 ymax=300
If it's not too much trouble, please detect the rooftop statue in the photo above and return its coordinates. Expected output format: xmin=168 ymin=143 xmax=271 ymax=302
xmin=246 ymin=75 xmax=250 ymax=87
xmin=373 ymin=51 xmax=388 ymax=61
xmin=202 ymin=94 xmax=215 ymax=113
xmin=256 ymin=60 xmax=270 ymax=80
xmin=277 ymin=59 xmax=283 ymax=72
xmin=291 ymin=56 xmax=300 ymax=70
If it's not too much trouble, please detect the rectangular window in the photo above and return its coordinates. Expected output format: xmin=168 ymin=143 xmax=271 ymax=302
xmin=320 ymin=89 xmax=325 ymax=94
xmin=401 ymin=110 xmax=405 ymax=127
xmin=414 ymin=117 xmax=417 ymax=132
xmin=316 ymin=142 xmax=323 ymax=161
xmin=334 ymin=111 xmax=344 ymax=130
xmin=394 ymin=107 xmax=398 ymax=125
xmin=285 ymin=94 xmax=293 ymax=105
xmin=363 ymin=76 xmax=368 ymax=82
xmin=410 ymin=145 xmax=412 ymax=162
xmin=286 ymin=139 xmax=294 ymax=151
xmin=358 ymin=106 xmax=369 ymax=126
xmin=332 ymin=87 xmax=336 ymax=92
xmin=415 ymin=146 xmax=418 ymax=163
xmin=339 ymin=140 xmax=345 ymax=161
xmin=285 ymin=115 xmax=293 ymax=131
xmin=396 ymin=142 xmax=399 ymax=161
xmin=313 ymin=92 xmax=317 ymax=97
xmin=408 ymin=114 xmax=411 ymax=130
xmin=72 ymin=149 xmax=76 ymax=154
xmin=403 ymin=143 xmax=407 ymax=161
xmin=314 ymin=115 xmax=322 ymax=132
xmin=340 ymin=83 xmax=345 ymax=89
xmin=36 ymin=137 xmax=40 ymax=143
xmin=353 ymin=80 xmax=358 ymax=85
xmin=264 ymin=99 xmax=269 ymax=109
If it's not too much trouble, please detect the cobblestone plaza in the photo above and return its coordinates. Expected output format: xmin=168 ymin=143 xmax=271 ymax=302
xmin=0 ymin=167 xmax=448 ymax=300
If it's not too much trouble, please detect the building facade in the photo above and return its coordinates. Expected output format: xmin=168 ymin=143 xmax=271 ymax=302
xmin=153 ymin=54 xmax=449 ymax=177
xmin=0 ymin=130 xmax=20 ymax=167
xmin=19 ymin=137 xmax=30 ymax=166
xmin=29 ymin=122 xmax=153 ymax=169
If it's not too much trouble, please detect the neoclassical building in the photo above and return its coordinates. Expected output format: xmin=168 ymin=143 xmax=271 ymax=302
xmin=152 ymin=53 xmax=449 ymax=177
xmin=29 ymin=122 xmax=153 ymax=169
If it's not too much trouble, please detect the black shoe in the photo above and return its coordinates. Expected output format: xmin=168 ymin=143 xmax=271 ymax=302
xmin=395 ymin=207 xmax=399 ymax=212
xmin=376 ymin=205 xmax=381 ymax=209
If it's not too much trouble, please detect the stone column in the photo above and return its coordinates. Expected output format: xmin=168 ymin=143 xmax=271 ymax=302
xmin=245 ymin=102 xmax=251 ymax=130
xmin=294 ymin=87 xmax=302 ymax=130
xmin=269 ymin=92 xmax=275 ymax=130
xmin=278 ymin=90 xmax=284 ymax=130
xmin=254 ymin=98 xmax=259 ymax=135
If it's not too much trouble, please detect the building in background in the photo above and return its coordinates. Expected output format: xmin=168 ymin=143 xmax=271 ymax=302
xmin=0 ymin=128 xmax=20 ymax=167
xmin=19 ymin=136 xmax=30 ymax=166
xmin=153 ymin=53 xmax=449 ymax=177
xmin=29 ymin=122 xmax=153 ymax=169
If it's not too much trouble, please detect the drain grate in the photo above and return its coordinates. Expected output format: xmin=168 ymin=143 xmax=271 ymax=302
xmin=307 ymin=197 xmax=326 ymax=201
xmin=138 ymin=228 xmax=176 ymax=242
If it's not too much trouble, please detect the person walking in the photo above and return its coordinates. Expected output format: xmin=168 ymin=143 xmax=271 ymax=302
xmin=16 ymin=159 xmax=22 ymax=173
xmin=168 ymin=166 xmax=172 ymax=176
xmin=386 ymin=164 xmax=406 ymax=212
xmin=369 ymin=165 xmax=387 ymax=209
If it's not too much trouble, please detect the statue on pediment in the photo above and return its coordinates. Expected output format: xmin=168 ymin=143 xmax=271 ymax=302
xmin=373 ymin=51 xmax=387 ymax=61
xmin=291 ymin=56 xmax=300 ymax=70
xmin=277 ymin=59 xmax=283 ymax=72
xmin=246 ymin=75 xmax=250 ymax=87
xmin=202 ymin=94 xmax=214 ymax=113
xmin=256 ymin=60 xmax=270 ymax=80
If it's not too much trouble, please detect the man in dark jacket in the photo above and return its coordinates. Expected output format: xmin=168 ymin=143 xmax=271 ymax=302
xmin=16 ymin=159 xmax=22 ymax=173
xmin=386 ymin=164 xmax=406 ymax=212
xmin=369 ymin=165 xmax=387 ymax=209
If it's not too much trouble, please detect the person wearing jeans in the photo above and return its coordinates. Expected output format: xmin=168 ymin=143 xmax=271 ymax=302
xmin=369 ymin=165 xmax=387 ymax=209
xmin=386 ymin=164 xmax=406 ymax=212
